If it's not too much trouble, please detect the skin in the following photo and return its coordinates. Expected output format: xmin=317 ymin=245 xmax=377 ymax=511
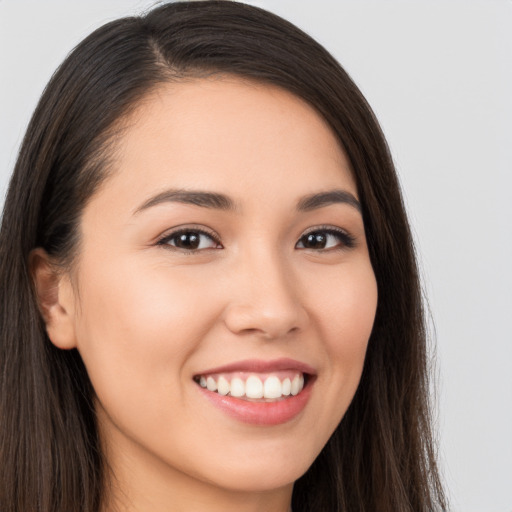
xmin=33 ymin=78 xmax=378 ymax=512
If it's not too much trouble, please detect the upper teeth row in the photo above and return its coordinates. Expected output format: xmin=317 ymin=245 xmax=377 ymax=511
xmin=199 ymin=374 xmax=305 ymax=399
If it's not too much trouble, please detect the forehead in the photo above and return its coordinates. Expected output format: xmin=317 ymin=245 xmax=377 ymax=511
xmin=89 ymin=77 xmax=357 ymax=216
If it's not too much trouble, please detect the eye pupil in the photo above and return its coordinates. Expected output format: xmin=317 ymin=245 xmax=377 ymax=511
xmin=304 ymin=233 xmax=327 ymax=249
xmin=175 ymin=232 xmax=200 ymax=249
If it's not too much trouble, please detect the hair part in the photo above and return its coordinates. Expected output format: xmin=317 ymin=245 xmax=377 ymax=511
xmin=0 ymin=2 xmax=446 ymax=511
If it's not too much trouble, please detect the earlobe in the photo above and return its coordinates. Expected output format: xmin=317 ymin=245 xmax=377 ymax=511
xmin=29 ymin=248 xmax=77 ymax=350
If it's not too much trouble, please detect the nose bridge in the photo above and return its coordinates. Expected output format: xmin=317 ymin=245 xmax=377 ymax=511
xmin=223 ymin=244 xmax=307 ymax=339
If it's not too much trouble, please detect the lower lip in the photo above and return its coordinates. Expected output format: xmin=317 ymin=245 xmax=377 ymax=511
xmin=196 ymin=378 xmax=314 ymax=426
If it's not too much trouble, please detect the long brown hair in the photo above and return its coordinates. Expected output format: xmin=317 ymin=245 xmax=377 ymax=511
xmin=0 ymin=2 xmax=446 ymax=510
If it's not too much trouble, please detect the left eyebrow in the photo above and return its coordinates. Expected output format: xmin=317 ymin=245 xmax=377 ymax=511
xmin=296 ymin=189 xmax=361 ymax=213
xmin=133 ymin=189 xmax=237 ymax=215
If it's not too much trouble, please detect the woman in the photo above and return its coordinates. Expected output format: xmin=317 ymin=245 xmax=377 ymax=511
xmin=0 ymin=1 xmax=447 ymax=511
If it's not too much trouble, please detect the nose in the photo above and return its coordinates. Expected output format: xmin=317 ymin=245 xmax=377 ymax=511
xmin=222 ymin=251 xmax=309 ymax=340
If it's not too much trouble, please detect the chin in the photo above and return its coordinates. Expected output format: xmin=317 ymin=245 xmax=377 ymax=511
xmin=195 ymin=450 xmax=315 ymax=493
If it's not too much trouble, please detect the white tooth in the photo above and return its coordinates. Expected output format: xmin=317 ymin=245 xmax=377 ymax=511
xmin=230 ymin=377 xmax=245 ymax=397
xmin=206 ymin=376 xmax=217 ymax=392
xmin=263 ymin=376 xmax=282 ymax=399
xmin=298 ymin=374 xmax=305 ymax=392
xmin=282 ymin=378 xmax=291 ymax=396
xmin=217 ymin=376 xmax=230 ymax=395
xmin=199 ymin=376 xmax=207 ymax=388
xmin=245 ymin=376 xmax=263 ymax=399
xmin=291 ymin=374 xmax=301 ymax=396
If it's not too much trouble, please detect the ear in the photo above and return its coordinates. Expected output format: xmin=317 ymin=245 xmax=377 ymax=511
xmin=29 ymin=248 xmax=77 ymax=350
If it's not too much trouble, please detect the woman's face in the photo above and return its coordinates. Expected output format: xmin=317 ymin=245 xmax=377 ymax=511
xmin=55 ymin=78 xmax=377 ymax=503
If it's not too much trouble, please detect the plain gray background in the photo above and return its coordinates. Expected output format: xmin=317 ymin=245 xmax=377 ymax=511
xmin=1 ymin=1 xmax=511 ymax=511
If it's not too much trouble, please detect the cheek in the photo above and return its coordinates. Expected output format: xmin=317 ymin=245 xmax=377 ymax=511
xmin=308 ymin=260 xmax=377 ymax=417
xmin=313 ymin=260 xmax=377 ymax=354
xmin=72 ymin=256 xmax=219 ymax=406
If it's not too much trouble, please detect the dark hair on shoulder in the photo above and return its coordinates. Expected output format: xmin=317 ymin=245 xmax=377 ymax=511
xmin=0 ymin=1 xmax=447 ymax=510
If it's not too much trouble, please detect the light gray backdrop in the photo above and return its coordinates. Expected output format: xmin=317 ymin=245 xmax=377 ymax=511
xmin=1 ymin=1 xmax=511 ymax=511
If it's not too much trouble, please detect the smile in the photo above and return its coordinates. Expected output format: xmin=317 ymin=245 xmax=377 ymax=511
xmin=193 ymin=359 xmax=315 ymax=425
xmin=194 ymin=371 xmax=305 ymax=400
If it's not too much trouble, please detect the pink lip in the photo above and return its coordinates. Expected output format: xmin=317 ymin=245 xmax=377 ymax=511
xmin=195 ymin=357 xmax=316 ymax=377
xmin=194 ymin=358 xmax=316 ymax=426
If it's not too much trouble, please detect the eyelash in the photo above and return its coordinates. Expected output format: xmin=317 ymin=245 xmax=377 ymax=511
xmin=157 ymin=227 xmax=222 ymax=253
xmin=296 ymin=226 xmax=356 ymax=251
xmin=156 ymin=225 xmax=356 ymax=254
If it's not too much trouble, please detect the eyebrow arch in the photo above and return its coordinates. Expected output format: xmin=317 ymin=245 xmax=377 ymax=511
xmin=134 ymin=189 xmax=237 ymax=215
xmin=297 ymin=189 xmax=361 ymax=213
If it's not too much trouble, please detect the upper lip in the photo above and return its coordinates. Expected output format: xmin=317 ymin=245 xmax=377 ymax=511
xmin=195 ymin=358 xmax=316 ymax=376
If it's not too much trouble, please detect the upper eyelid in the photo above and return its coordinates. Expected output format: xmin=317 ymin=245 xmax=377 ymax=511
xmin=157 ymin=224 xmax=351 ymax=235
xmin=158 ymin=224 xmax=218 ymax=238
xmin=300 ymin=225 xmax=351 ymax=236
xmin=298 ymin=225 xmax=356 ymax=242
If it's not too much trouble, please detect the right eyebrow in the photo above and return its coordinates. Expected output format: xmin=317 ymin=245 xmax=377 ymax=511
xmin=133 ymin=189 xmax=238 ymax=215
xmin=296 ymin=189 xmax=362 ymax=213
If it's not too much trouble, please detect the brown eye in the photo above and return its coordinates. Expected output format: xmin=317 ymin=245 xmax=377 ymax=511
xmin=301 ymin=232 xmax=329 ymax=249
xmin=159 ymin=229 xmax=221 ymax=251
xmin=296 ymin=228 xmax=355 ymax=251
